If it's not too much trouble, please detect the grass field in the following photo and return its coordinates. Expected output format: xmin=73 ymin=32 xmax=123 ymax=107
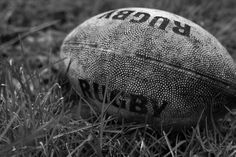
xmin=0 ymin=0 xmax=236 ymax=156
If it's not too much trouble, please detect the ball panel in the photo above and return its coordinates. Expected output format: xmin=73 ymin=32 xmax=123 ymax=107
xmin=64 ymin=43 xmax=234 ymax=126
xmin=62 ymin=8 xmax=236 ymax=87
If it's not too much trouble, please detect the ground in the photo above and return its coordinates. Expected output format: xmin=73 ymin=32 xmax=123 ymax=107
xmin=0 ymin=0 xmax=236 ymax=156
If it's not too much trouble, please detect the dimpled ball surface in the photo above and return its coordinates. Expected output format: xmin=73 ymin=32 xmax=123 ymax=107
xmin=61 ymin=8 xmax=236 ymax=128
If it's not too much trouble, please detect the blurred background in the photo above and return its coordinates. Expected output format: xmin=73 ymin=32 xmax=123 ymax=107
xmin=0 ymin=0 xmax=236 ymax=63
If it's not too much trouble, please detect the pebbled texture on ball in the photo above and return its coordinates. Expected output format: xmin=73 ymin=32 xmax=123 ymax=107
xmin=61 ymin=8 xmax=236 ymax=128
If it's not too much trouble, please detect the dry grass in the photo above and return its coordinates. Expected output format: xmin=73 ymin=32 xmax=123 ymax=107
xmin=0 ymin=0 xmax=236 ymax=156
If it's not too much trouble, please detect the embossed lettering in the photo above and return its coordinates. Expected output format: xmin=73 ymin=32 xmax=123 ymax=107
xmin=78 ymin=79 xmax=167 ymax=116
xmin=110 ymin=90 xmax=127 ymax=109
xmin=98 ymin=9 xmax=192 ymax=38
xmin=173 ymin=21 xmax=191 ymax=37
xmin=79 ymin=79 xmax=93 ymax=98
xmin=98 ymin=10 xmax=116 ymax=19
xmin=130 ymin=12 xmax=150 ymax=23
xmin=152 ymin=100 xmax=168 ymax=117
xmin=112 ymin=10 xmax=135 ymax=20
xmin=129 ymin=94 xmax=148 ymax=114
xmin=93 ymin=83 xmax=103 ymax=103
xmin=149 ymin=16 xmax=170 ymax=30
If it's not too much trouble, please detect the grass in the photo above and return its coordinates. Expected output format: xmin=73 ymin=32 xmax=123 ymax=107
xmin=0 ymin=0 xmax=236 ymax=156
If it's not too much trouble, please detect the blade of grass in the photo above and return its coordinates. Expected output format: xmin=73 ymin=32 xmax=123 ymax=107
xmin=0 ymin=104 xmax=24 ymax=142
xmin=163 ymin=131 xmax=175 ymax=157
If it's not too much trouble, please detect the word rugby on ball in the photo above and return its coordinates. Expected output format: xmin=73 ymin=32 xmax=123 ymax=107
xmin=61 ymin=8 xmax=236 ymax=128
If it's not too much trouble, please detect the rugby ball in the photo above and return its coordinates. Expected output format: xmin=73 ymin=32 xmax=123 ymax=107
xmin=60 ymin=8 xmax=236 ymax=128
